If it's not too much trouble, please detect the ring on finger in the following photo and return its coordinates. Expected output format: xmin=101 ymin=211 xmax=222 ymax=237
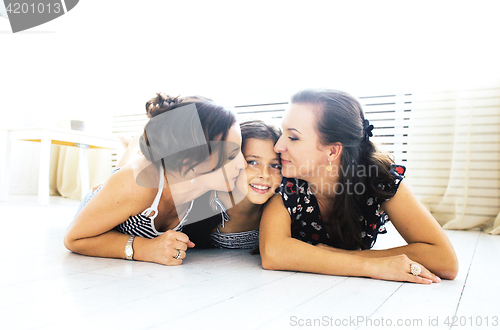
xmin=174 ymin=249 xmax=181 ymax=260
xmin=410 ymin=263 xmax=421 ymax=276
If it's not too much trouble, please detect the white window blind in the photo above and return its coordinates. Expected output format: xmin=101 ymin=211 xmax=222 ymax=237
xmin=405 ymin=87 xmax=500 ymax=230
xmin=110 ymin=94 xmax=412 ymax=167
xmin=359 ymin=94 xmax=411 ymax=165
xmin=233 ymin=102 xmax=288 ymax=130
xmin=233 ymin=94 xmax=412 ymax=164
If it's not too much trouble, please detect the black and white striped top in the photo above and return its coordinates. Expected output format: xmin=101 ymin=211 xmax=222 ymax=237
xmin=114 ymin=166 xmax=194 ymax=239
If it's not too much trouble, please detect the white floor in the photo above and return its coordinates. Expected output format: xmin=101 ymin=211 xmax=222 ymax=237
xmin=0 ymin=196 xmax=498 ymax=330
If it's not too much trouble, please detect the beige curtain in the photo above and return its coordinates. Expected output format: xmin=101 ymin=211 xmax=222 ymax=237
xmin=49 ymin=145 xmax=113 ymax=200
xmin=406 ymin=87 xmax=500 ymax=234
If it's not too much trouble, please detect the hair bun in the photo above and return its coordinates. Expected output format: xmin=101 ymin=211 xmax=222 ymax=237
xmin=146 ymin=93 xmax=182 ymax=117
xmin=157 ymin=93 xmax=181 ymax=108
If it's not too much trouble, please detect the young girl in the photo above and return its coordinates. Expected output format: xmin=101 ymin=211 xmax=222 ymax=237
xmin=206 ymin=120 xmax=282 ymax=249
xmin=65 ymin=93 xmax=246 ymax=266
xmin=259 ymin=89 xmax=458 ymax=283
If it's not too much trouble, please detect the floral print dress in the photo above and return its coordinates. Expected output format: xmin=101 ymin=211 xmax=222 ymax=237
xmin=278 ymin=165 xmax=406 ymax=249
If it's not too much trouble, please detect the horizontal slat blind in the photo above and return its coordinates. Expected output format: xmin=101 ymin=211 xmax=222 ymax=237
xmin=359 ymin=94 xmax=411 ymax=165
xmin=406 ymin=87 xmax=500 ymax=229
xmin=233 ymin=94 xmax=412 ymax=165
xmin=234 ymin=102 xmax=288 ymax=130
xmin=110 ymin=95 xmax=412 ymax=167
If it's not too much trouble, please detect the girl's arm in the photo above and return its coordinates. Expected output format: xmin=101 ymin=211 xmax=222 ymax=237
xmin=330 ymin=182 xmax=458 ymax=280
xmin=259 ymin=194 xmax=439 ymax=284
xmin=64 ymin=167 xmax=194 ymax=265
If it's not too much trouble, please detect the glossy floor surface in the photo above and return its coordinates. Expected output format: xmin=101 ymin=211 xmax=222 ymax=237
xmin=0 ymin=196 xmax=498 ymax=330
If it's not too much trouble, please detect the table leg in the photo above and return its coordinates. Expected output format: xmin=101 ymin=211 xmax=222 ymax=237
xmin=38 ymin=134 xmax=51 ymax=206
xmin=0 ymin=130 xmax=11 ymax=202
xmin=79 ymin=147 xmax=90 ymax=200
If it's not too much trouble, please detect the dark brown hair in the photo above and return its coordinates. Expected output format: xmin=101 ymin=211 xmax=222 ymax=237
xmin=291 ymin=89 xmax=396 ymax=250
xmin=139 ymin=93 xmax=236 ymax=176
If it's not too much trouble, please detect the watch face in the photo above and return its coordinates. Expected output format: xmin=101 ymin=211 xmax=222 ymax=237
xmin=125 ymin=246 xmax=133 ymax=256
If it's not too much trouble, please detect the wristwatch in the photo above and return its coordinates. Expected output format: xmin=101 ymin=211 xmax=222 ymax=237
xmin=125 ymin=235 xmax=135 ymax=260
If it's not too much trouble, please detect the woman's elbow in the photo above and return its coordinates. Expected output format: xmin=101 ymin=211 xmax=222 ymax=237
xmin=261 ymin=255 xmax=280 ymax=270
xmin=63 ymin=233 xmax=78 ymax=253
xmin=260 ymin=243 xmax=282 ymax=270
xmin=441 ymin=269 xmax=458 ymax=281
xmin=438 ymin=255 xmax=459 ymax=280
xmin=261 ymin=254 xmax=277 ymax=270
xmin=433 ymin=247 xmax=459 ymax=280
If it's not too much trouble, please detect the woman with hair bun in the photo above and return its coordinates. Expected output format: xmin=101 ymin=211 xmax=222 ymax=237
xmin=65 ymin=93 xmax=246 ymax=266
xmin=259 ymin=89 xmax=458 ymax=283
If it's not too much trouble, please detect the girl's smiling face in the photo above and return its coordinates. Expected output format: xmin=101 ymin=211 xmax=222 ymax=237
xmin=241 ymin=138 xmax=282 ymax=205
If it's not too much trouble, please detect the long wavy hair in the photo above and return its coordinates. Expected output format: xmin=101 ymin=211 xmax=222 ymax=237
xmin=291 ymin=89 xmax=397 ymax=250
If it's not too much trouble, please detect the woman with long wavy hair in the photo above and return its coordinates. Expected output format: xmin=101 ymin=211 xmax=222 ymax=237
xmin=259 ymin=89 xmax=458 ymax=283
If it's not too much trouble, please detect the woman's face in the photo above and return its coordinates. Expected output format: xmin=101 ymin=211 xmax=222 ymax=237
xmin=274 ymin=103 xmax=330 ymax=180
xmin=194 ymin=123 xmax=247 ymax=192
xmin=240 ymin=138 xmax=282 ymax=205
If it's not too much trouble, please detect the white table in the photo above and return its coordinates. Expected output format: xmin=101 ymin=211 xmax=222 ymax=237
xmin=0 ymin=127 xmax=119 ymax=205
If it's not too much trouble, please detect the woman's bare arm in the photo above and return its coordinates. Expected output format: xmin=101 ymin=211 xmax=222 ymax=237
xmin=331 ymin=182 xmax=458 ymax=279
xmin=64 ymin=167 xmax=193 ymax=265
xmin=259 ymin=194 xmax=438 ymax=284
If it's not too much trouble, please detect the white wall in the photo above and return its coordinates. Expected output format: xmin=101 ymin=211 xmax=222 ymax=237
xmin=1 ymin=0 xmax=500 ymax=195
xmin=0 ymin=1 xmax=7 ymax=19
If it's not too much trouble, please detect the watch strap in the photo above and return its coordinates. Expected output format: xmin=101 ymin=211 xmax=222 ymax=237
xmin=125 ymin=235 xmax=135 ymax=260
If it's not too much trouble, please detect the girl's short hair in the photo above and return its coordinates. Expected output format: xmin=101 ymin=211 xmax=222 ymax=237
xmin=239 ymin=119 xmax=281 ymax=150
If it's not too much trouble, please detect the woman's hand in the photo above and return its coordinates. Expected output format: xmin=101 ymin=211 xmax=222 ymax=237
xmin=139 ymin=230 xmax=195 ymax=266
xmin=368 ymin=254 xmax=441 ymax=284
xmin=316 ymin=244 xmax=440 ymax=284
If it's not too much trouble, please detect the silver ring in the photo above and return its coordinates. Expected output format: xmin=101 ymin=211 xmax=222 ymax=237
xmin=410 ymin=263 xmax=421 ymax=276
xmin=174 ymin=249 xmax=181 ymax=260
